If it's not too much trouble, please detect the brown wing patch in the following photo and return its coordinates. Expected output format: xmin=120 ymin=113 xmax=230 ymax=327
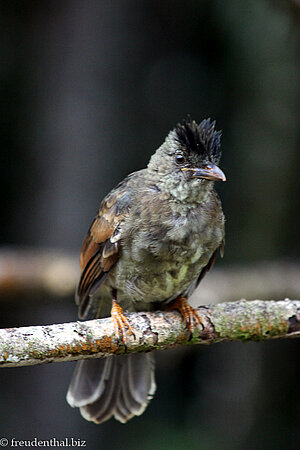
xmin=76 ymin=189 xmax=129 ymax=318
xmin=89 ymin=190 xmax=126 ymax=243
xmin=79 ymin=235 xmax=100 ymax=271
xmin=89 ymin=214 xmax=114 ymax=243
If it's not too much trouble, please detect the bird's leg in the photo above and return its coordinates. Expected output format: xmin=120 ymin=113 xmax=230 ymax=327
xmin=166 ymin=295 xmax=203 ymax=339
xmin=111 ymin=288 xmax=135 ymax=346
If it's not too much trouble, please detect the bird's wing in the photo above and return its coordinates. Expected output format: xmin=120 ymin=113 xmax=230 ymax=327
xmin=76 ymin=182 xmax=131 ymax=319
xmin=196 ymin=236 xmax=225 ymax=288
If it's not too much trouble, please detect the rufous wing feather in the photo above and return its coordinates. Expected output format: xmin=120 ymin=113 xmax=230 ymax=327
xmin=76 ymin=187 xmax=130 ymax=319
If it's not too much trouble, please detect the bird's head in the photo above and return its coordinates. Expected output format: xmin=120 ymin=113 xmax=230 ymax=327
xmin=147 ymin=118 xmax=226 ymax=202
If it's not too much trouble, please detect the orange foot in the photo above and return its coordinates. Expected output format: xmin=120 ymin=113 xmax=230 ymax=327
xmin=111 ymin=299 xmax=135 ymax=346
xmin=166 ymin=296 xmax=203 ymax=338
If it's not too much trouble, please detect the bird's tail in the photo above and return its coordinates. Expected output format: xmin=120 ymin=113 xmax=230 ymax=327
xmin=66 ymin=353 xmax=156 ymax=424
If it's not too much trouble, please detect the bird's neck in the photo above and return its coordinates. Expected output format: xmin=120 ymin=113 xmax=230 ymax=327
xmin=145 ymin=168 xmax=214 ymax=205
xmin=166 ymin=178 xmax=213 ymax=204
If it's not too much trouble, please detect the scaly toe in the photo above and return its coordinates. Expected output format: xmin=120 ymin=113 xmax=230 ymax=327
xmin=111 ymin=299 xmax=135 ymax=346
xmin=166 ymin=296 xmax=203 ymax=337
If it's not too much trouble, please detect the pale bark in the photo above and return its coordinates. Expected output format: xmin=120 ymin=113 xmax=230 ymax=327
xmin=0 ymin=300 xmax=299 ymax=368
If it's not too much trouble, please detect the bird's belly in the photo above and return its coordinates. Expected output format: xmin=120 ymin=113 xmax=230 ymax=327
xmin=111 ymin=241 xmax=212 ymax=305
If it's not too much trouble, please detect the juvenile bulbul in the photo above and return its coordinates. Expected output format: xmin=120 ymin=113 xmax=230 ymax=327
xmin=67 ymin=118 xmax=226 ymax=424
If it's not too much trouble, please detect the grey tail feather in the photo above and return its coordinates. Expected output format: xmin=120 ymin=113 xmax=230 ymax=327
xmin=66 ymin=353 xmax=156 ymax=424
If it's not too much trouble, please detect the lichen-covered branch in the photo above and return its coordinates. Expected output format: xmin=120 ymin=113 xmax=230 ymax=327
xmin=0 ymin=299 xmax=299 ymax=368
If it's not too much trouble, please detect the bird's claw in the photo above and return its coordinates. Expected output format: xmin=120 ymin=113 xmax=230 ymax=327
xmin=166 ymin=296 xmax=203 ymax=339
xmin=111 ymin=299 xmax=136 ymax=348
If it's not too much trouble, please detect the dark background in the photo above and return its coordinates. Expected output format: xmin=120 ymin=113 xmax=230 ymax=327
xmin=0 ymin=1 xmax=299 ymax=449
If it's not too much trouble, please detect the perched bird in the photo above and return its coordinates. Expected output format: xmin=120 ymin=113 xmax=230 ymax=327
xmin=66 ymin=118 xmax=226 ymax=424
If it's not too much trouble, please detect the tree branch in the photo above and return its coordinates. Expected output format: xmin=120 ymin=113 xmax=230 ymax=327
xmin=1 ymin=299 xmax=299 ymax=368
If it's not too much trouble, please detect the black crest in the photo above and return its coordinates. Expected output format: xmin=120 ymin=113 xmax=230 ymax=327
xmin=174 ymin=118 xmax=222 ymax=163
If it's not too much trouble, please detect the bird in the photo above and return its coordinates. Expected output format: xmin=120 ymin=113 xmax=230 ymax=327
xmin=66 ymin=118 xmax=226 ymax=424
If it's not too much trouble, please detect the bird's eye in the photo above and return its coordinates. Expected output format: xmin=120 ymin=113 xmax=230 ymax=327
xmin=175 ymin=153 xmax=186 ymax=165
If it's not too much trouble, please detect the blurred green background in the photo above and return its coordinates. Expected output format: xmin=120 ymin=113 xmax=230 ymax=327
xmin=0 ymin=1 xmax=299 ymax=449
